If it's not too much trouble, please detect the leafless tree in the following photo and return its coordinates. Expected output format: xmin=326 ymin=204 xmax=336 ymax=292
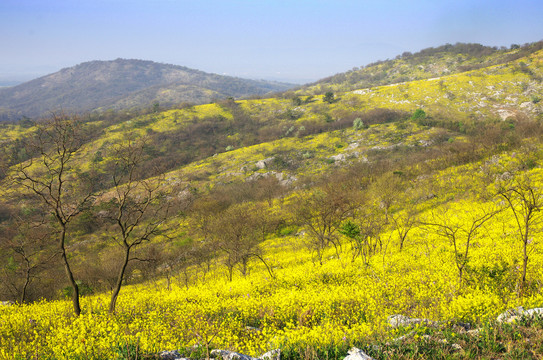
xmin=105 ymin=136 xmax=169 ymax=313
xmin=423 ymin=202 xmax=499 ymax=282
xmin=293 ymin=184 xmax=359 ymax=264
xmin=8 ymin=113 xmax=94 ymax=315
xmin=208 ymin=202 xmax=274 ymax=281
xmin=496 ymin=172 xmax=543 ymax=294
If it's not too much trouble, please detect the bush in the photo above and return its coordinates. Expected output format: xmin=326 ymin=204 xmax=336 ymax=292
xmin=353 ymin=118 xmax=365 ymax=130
xmin=411 ymin=108 xmax=427 ymax=121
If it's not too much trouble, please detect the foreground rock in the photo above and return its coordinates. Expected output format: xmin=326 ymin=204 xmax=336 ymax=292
xmin=387 ymin=314 xmax=438 ymax=328
xmin=211 ymin=349 xmax=280 ymax=360
xmin=211 ymin=349 xmax=256 ymax=360
xmin=159 ymin=350 xmax=187 ymax=360
xmin=159 ymin=348 xmax=281 ymax=360
xmin=343 ymin=347 xmax=375 ymax=360
xmin=496 ymin=307 xmax=543 ymax=324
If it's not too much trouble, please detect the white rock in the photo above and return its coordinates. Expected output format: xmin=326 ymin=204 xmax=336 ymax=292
xmin=330 ymin=154 xmax=346 ymax=162
xmin=256 ymin=157 xmax=275 ymax=169
xmin=496 ymin=307 xmax=524 ymax=323
xmin=451 ymin=343 xmax=463 ymax=351
xmin=387 ymin=314 xmax=436 ymax=328
xmin=211 ymin=349 xmax=257 ymax=360
xmin=343 ymin=347 xmax=375 ymax=360
xmin=497 ymin=307 xmax=543 ymax=323
xmin=260 ymin=349 xmax=280 ymax=360
xmin=159 ymin=350 xmax=185 ymax=360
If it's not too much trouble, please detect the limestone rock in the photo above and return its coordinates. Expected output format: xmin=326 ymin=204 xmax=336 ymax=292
xmin=387 ymin=314 xmax=437 ymax=328
xmin=496 ymin=306 xmax=525 ymax=323
xmin=343 ymin=347 xmax=375 ymax=360
xmin=256 ymin=157 xmax=275 ymax=169
xmin=497 ymin=307 xmax=543 ymax=323
xmin=211 ymin=349 xmax=257 ymax=360
xmin=329 ymin=154 xmax=346 ymax=162
xmin=260 ymin=349 xmax=280 ymax=360
xmin=159 ymin=350 xmax=185 ymax=360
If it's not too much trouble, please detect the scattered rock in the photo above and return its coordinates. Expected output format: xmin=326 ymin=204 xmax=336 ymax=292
xmin=159 ymin=350 xmax=185 ymax=360
xmin=255 ymin=157 xmax=275 ymax=169
xmin=467 ymin=328 xmax=480 ymax=336
xmin=387 ymin=314 xmax=437 ymax=328
xmin=343 ymin=347 xmax=375 ymax=360
xmin=260 ymin=349 xmax=280 ymax=360
xmin=329 ymin=154 xmax=346 ymax=162
xmin=497 ymin=109 xmax=516 ymax=121
xmin=346 ymin=142 xmax=359 ymax=150
xmin=0 ymin=301 xmax=14 ymax=306
xmin=497 ymin=307 xmax=543 ymax=324
xmin=451 ymin=343 xmax=463 ymax=351
xmin=211 ymin=349 xmax=257 ymax=360
xmin=520 ymin=101 xmax=535 ymax=111
xmin=245 ymin=326 xmax=261 ymax=333
xmin=496 ymin=306 xmax=525 ymax=323
xmin=210 ymin=349 xmax=280 ymax=360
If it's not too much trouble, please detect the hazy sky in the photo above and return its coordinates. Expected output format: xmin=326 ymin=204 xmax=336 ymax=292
xmin=1 ymin=0 xmax=543 ymax=83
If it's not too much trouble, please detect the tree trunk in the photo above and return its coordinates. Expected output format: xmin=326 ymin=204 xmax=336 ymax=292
xmin=522 ymin=219 xmax=530 ymax=294
xmin=59 ymin=225 xmax=81 ymax=316
xmin=21 ymin=270 xmax=30 ymax=304
xmin=109 ymin=246 xmax=130 ymax=314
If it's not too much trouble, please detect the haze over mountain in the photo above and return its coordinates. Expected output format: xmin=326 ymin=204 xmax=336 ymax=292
xmin=0 ymin=59 xmax=294 ymax=121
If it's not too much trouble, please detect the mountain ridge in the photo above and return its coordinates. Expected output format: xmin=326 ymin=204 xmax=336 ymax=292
xmin=0 ymin=58 xmax=294 ymax=121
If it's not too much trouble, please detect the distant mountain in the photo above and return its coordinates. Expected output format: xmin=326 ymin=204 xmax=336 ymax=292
xmin=0 ymin=59 xmax=294 ymax=120
xmin=299 ymin=41 xmax=543 ymax=94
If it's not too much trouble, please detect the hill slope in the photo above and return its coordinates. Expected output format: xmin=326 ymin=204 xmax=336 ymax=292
xmin=0 ymin=59 xmax=293 ymax=120
xmin=300 ymin=41 xmax=543 ymax=94
xmin=3 ymin=42 xmax=543 ymax=360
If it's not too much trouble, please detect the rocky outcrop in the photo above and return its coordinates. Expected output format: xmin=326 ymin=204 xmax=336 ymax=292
xmin=496 ymin=306 xmax=543 ymax=324
xmin=159 ymin=349 xmax=280 ymax=360
xmin=255 ymin=157 xmax=275 ymax=170
xmin=387 ymin=314 xmax=438 ymax=328
xmin=343 ymin=347 xmax=375 ymax=360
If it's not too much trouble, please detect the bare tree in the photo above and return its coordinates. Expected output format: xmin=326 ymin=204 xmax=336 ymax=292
xmin=496 ymin=172 xmax=543 ymax=294
xmin=0 ymin=215 xmax=56 ymax=303
xmin=105 ymin=136 xmax=168 ymax=313
xmin=293 ymin=185 xmax=359 ymax=264
xmin=423 ymin=202 xmax=499 ymax=282
xmin=208 ymin=202 xmax=273 ymax=281
xmin=390 ymin=208 xmax=419 ymax=251
xmin=8 ymin=113 xmax=94 ymax=315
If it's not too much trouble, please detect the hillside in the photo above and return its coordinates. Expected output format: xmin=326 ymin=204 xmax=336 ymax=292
xmin=2 ymin=43 xmax=543 ymax=359
xmin=300 ymin=41 xmax=543 ymax=95
xmin=0 ymin=59 xmax=293 ymax=121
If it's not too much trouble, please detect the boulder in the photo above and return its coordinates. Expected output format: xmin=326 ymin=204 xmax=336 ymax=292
xmin=260 ymin=349 xmax=280 ymax=360
xmin=329 ymin=154 xmax=346 ymax=162
xmin=211 ymin=349 xmax=257 ymax=360
xmin=343 ymin=347 xmax=375 ymax=360
xmin=387 ymin=314 xmax=437 ymax=328
xmin=210 ymin=349 xmax=280 ymax=360
xmin=159 ymin=350 xmax=185 ymax=360
xmin=497 ymin=307 xmax=543 ymax=324
xmin=255 ymin=157 xmax=275 ymax=170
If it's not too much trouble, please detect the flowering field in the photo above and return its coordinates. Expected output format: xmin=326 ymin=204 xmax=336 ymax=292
xmin=3 ymin=157 xmax=543 ymax=359
xmin=2 ymin=46 xmax=543 ymax=360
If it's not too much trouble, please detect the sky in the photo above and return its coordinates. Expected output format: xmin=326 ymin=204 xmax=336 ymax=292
xmin=1 ymin=0 xmax=543 ymax=84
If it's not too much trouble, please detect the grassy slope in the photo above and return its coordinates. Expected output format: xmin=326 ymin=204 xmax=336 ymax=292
xmin=1 ymin=46 xmax=543 ymax=360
